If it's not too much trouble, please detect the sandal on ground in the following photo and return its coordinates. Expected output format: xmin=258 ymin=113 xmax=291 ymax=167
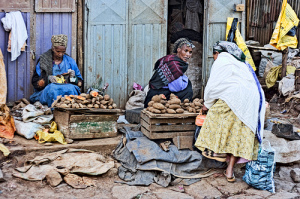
xmin=223 ymin=170 xmax=236 ymax=183
xmin=201 ymin=149 xmax=227 ymax=162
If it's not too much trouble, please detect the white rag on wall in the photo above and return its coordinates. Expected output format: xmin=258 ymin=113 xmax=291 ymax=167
xmin=1 ymin=11 xmax=28 ymax=61
xmin=204 ymin=52 xmax=266 ymax=140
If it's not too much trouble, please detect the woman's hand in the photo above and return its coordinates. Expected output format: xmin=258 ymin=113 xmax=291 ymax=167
xmin=202 ymin=104 xmax=208 ymax=114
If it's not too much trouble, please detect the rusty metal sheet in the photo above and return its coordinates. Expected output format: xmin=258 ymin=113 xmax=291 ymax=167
xmin=127 ymin=0 xmax=168 ymax=100
xmin=0 ymin=0 xmax=30 ymax=12
xmin=84 ymin=0 xmax=128 ymax=108
xmin=35 ymin=0 xmax=76 ymax=12
xmin=202 ymin=0 xmax=246 ymax=90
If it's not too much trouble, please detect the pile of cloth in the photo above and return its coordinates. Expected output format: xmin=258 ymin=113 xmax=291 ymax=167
xmin=113 ymin=127 xmax=226 ymax=187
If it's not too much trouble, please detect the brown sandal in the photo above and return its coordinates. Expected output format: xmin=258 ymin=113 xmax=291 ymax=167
xmin=223 ymin=170 xmax=236 ymax=183
xmin=202 ymin=149 xmax=227 ymax=162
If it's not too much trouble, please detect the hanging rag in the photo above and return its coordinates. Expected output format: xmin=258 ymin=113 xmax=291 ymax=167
xmin=0 ymin=49 xmax=7 ymax=104
xmin=185 ymin=0 xmax=202 ymax=33
xmin=1 ymin=11 xmax=28 ymax=61
xmin=265 ymin=65 xmax=296 ymax=88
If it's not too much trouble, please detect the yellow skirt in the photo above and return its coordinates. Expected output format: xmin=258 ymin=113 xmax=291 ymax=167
xmin=195 ymin=99 xmax=259 ymax=160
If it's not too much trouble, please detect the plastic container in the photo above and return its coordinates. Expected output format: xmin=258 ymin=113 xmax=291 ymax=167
xmin=195 ymin=110 xmax=206 ymax=126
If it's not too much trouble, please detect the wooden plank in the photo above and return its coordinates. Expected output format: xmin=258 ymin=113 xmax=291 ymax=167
xmin=141 ymin=110 xmax=196 ymax=124
xmin=142 ymin=110 xmax=198 ymax=118
xmin=141 ymin=126 xmax=194 ymax=139
xmin=53 ymin=110 xmax=70 ymax=137
xmin=148 ymin=124 xmax=196 ymax=132
xmin=70 ymin=114 xmax=118 ymax=123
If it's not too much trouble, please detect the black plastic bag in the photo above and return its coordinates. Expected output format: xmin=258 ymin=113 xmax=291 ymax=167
xmin=227 ymin=18 xmax=239 ymax=42
xmin=286 ymin=26 xmax=297 ymax=37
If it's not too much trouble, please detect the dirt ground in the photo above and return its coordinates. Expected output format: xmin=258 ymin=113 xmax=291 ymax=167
xmin=0 ymin=98 xmax=300 ymax=199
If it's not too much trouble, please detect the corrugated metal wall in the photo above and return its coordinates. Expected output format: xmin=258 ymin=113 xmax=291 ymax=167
xmin=84 ymin=0 xmax=167 ymax=108
xmin=35 ymin=13 xmax=73 ymax=60
xmin=0 ymin=12 xmax=31 ymax=104
xmin=202 ymin=0 xmax=245 ymax=87
xmin=248 ymin=0 xmax=300 ymax=46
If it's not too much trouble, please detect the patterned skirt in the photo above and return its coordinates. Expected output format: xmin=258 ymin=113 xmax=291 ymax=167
xmin=195 ymin=99 xmax=259 ymax=161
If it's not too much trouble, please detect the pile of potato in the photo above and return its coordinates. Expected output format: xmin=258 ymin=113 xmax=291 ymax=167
xmin=52 ymin=93 xmax=117 ymax=109
xmin=146 ymin=93 xmax=203 ymax=114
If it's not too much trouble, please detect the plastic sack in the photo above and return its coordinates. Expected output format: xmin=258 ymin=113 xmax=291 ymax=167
xmin=35 ymin=122 xmax=67 ymax=144
xmin=243 ymin=140 xmax=276 ymax=193
xmin=226 ymin=18 xmax=238 ymax=42
xmin=226 ymin=17 xmax=256 ymax=71
xmin=279 ymin=74 xmax=295 ymax=96
xmin=14 ymin=119 xmax=44 ymax=139
xmin=270 ymin=0 xmax=299 ymax=50
xmin=125 ymin=90 xmax=146 ymax=110
xmin=22 ymin=104 xmax=44 ymax=122
xmin=0 ymin=104 xmax=15 ymax=139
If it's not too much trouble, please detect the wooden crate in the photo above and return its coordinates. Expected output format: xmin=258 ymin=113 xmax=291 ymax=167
xmin=53 ymin=108 xmax=122 ymax=139
xmin=140 ymin=109 xmax=198 ymax=139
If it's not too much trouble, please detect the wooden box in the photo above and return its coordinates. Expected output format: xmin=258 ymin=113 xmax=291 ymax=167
xmin=53 ymin=108 xmax=122 ymax=139
xmin=140 ymin=109 xmax=198 ymax=139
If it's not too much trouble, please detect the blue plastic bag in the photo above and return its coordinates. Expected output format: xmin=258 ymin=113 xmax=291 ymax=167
xmin=243 ymin=140 xmax=276 ymax=193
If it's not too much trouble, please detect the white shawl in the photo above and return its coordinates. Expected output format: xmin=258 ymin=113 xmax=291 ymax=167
xmin=204 ymin=52 xmax=265 ymax=140
xmin=1 ymin=11 xmax=28 ymax=61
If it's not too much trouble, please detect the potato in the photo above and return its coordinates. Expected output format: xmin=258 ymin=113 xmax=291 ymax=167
xmin=153 ymin=103 xmax=165 ymax=110
xmin=75 ymin=104 xmax=79 ymax=109
xmin=71 ymin=103 xmax=77 ymax=108
xmin=65 ymin=100 xmax=70 ymax=104
xmin=86 ymin=94 xmax=92 ymax=99
xmin=159 ymin=94 xmax=167 ymax=100
xmin=82 ymin=105 xmax=87 ymax=108
xmin=170 ymin=93 xmax=177 ymax=99
xmin=190 ymin=103 xmax=195 ymax=108
xmin=184 ymin=103 xmax=190 ymax=106
xmin=61 ymin=97 xmax=66 ymax=102
xmin=161 ymin=99 xmax=167 ymax=104
xmin=169 ymin=98 xmax=181 ymax=105
xmin=80 ymin=93 xmax=87 ymax=97
xmin=101 ymin=100 xmax=109 ymax=105
xmin=60 ymin=104 xmax=68 ymax=108
xmin=184 ymin=99 xmax=189 ymax=103
xmin=176 ymin=108 xmax=184 ymax=113
xmin=193 ymin=98 xmax=200 ymax=103
xmin=112 ymin=103 xmax=117 ymax=108
xmin=92 ymin=98 xmax=96 ymax=104
xmin=104 ymin=94 xmax=110 ymax=101
xmin=94 ymin=104 xmax=99 ymax=108
xmin=188 ymin=107 xmax=193 ymax=113
xmin=167 ymin=109 xmax=176 ymax=114
xmin=194 ymin=101 xmax=202 ymax=106
xmin=100 ymin=104 xmax=106 ymax=109
xmin=165 ymin=103 xmax=169 ymax=108
xmin=146 ymin=107 xmax=151 ymax=111
xmin=96 ymin=101 xmax=100 ymax=105
xmin=195 ymin=106 xmax=200 ymax=109
xmin=87 ymin=104 xmax=93 ymax=108
xmin=150 ymin=108 xmax=161 ymax=114
xmin=151 ymin=95 xmax=161 ymax=103
xmin=199 ymin=99 xmax=204 ymax=103
xmin=161 ymin=109 xmax=166 ymax=114
xmin=79 ymin=103 xmax=84 ymax=108
xmin=99 ymin=95 xmax=104 ymax=100
xmin=169 ymin=104 xmax=181 ymax=109
xmin=148 ymin=101 xmax=154 ymax=107
xmin=67 ymin=104 xmax=72 ymax=108
xmin=108 ymin=105 xmax=113 ymax=109
xmin=108 ymin=98 xmax=113 ymax=105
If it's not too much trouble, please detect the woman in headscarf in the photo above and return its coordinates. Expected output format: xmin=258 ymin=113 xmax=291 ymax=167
xmin=195 ymin=41 xmax=265 ymax=182
xmin=30 ymin=34 xmax=83 ymax=107
xmin=144 ymin=38 xmax=194 ymax=107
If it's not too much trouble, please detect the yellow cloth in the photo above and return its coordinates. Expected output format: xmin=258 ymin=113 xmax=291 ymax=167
xmin=270 ymin=0 xmax=299 ymax=50
xmin=56 ymin=76 xmax=65 ymax=84
xmin=226 ymin=17 xmax=256 ymax=71
xmin=195 ymin=99 xmax=259 ymax=160
xmin=265 ymin=65 xmax=296 ymax=88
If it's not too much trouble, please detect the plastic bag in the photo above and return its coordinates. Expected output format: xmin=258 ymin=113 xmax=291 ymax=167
xmin=125 ymin=90 xmax=146 ymax=110
xmin=35 ymin=122 xmax=67 ymax=144
xmin=14 ymin=119 xmax=44 ymax=139
xmin=0 ymin=104 xmax=15 ymax=139
xmin=226 ymin=17 xmax=256 ymax=71
xmin=243 ymin=140 xmax=276 ymax=193
xmin=270 ymin=0 xmax=299 ymax=50
xmin=226 ymin=18 xmax=238 ymax=42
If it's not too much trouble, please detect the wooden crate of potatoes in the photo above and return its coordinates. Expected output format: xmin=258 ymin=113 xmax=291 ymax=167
xmin=140 ymin=109 xmax=198 ymax=139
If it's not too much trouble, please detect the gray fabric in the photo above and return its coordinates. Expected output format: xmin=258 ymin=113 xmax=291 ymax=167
xmin=113 ymin=127 xmax=226 ymax=186
xmin=213 ymin=41 xmax=246 ymax=62
xmin=39 ymin=49 xmax=53 ymax=78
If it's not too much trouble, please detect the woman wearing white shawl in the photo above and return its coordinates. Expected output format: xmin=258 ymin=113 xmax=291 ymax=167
xmin=195 ymin=41 xmax=265 ymax=182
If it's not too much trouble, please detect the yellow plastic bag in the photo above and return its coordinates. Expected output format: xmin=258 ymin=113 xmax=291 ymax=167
xmin=0 ymin=143 xmax=10 ymax=156
xmin=35 ymin=122 xmax=67 ymax=144
xmin=270 ymin=0 xmax=299 ymax=50
xmin=265 ymin=65 xmax=296 ymax=88
xmin=226 ymin=17 xmax=256 ymax=71
xmin=56 ymin=76 xmax=65 ymax=84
